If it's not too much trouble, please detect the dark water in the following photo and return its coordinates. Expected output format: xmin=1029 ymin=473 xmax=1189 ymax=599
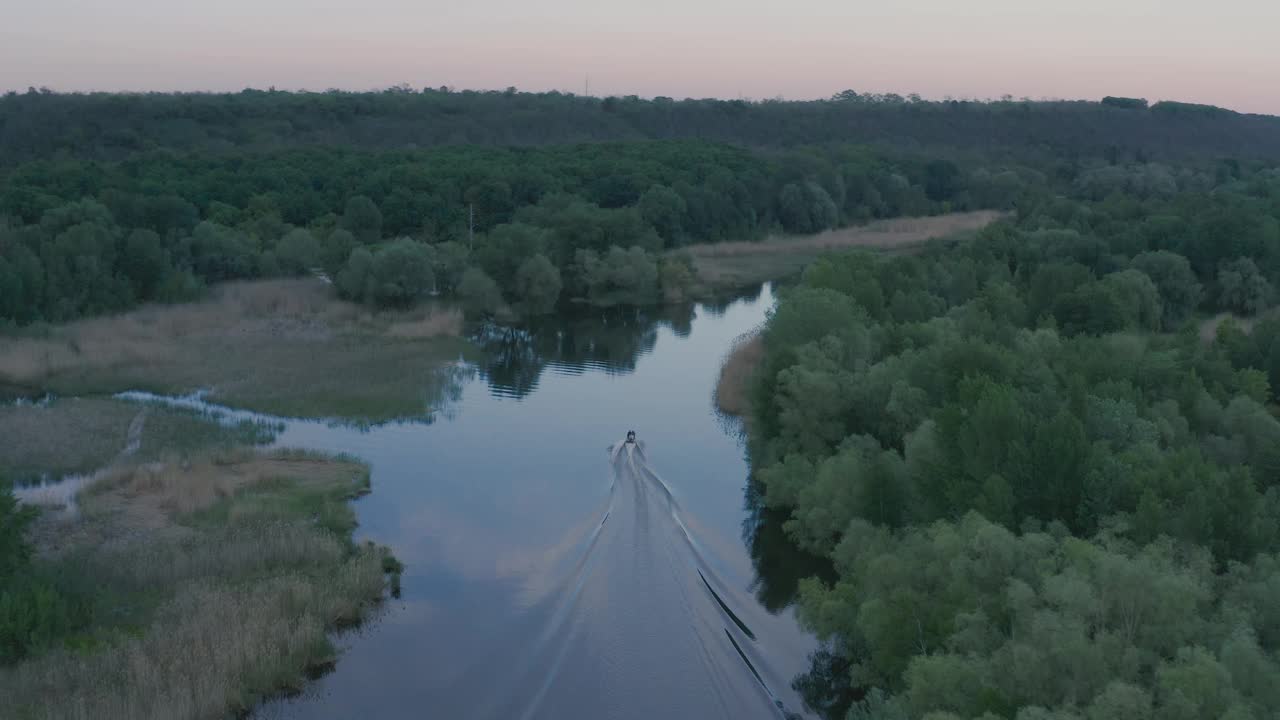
xmin=173 ymin=284 xmax=819 ymax=719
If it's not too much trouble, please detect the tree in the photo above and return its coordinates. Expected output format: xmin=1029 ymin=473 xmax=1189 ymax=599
xmin=638 ymin=184 xmax=686 ymax=246
xmin=923 ymin=159 xmax=962 ymax=202
xmin=1052 ymin=281 xmax=1128 ymax=335
xmin=1218 ymin=258 xmax=1273 ymax=315
xmin=368 ymin=238 xmax=435 ymax=306
xmin=659 ymin=254 xmax=695 ymax=303
xmin=474 ymin=222 xmax=548 ymax=288
xmin=1027 ymin=262 xmax=1093 ymax=323
xmin=186 ymin=221 xmax=256 ymax=282
xmin=457 ymin=267 xmax=504 ymax=317
xmin=571 ymin=246 xmax=659 ymax=305
xmin=340 ymin=195 xmax=383 ymax=244
xmin=778 ymin=181 xmax=839 ymax=234
xmin=432 ymin=241 xmax=470 ymax=293
xmin=121 ymin=228 xmax=168 ymax=300
xmin=275 ymin=228 xmax=320 ymax=276
xmin=335 ymin=247 xmax=375 ymax=303
xmin=1131 ymin=251 xmax=1202 ymax=328
xmin=514 ymin=253 xmax=562 ymax=314
xmin=319 ymin=229 xmax=357 ymax=277
xmin=0 ymin=482 xmax=35 ymax=583
xmin=1099 ymin=269 xmax=1162 ymax=331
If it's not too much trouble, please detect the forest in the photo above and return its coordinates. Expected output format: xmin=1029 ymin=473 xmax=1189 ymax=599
xmin=6 ymin=88 xmax=1280 ymax=327
xmin=747 ymin=164 xmax=1280 ymax=718
xmin=0 ymin=140 xmax=996 ymax=325
xmin=4 ymin=87 xmax=1280 ymax=163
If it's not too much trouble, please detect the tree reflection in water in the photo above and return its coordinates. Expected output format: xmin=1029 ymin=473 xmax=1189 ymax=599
xmin=470 ymin=302 xmax=698 ymax=400
xmin=741 ymin=451 xmax=855 ymax=719
xmin=472 ymin=288 xmax=856 ymax=718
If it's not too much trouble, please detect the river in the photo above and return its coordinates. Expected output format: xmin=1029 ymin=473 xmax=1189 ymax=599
xmin=113 ymin=283 xmax=822 ymax=719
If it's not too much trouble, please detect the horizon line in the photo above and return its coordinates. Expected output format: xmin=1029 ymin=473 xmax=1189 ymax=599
xmin=4 ymin=83 xmax=1272 ymax=119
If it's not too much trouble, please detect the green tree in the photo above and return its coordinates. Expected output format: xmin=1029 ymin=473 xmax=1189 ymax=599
xmin=340 ymin=195 xmax=383 ymax=244
xmin=368 ymin=238 xmax=435 ymax=306
xmin=571 ymin=246 xmax=659 ymax=305
xmin=432 ymin=241 xmax=470 ymax=293
xmin=1131 ymin=251 xmax=1202 ymax=328
xmin=0 ymin=482 xmax=35 ymax=583
xmin=1218 ymin=258 xmax=1273 ymax=315
xmin=638 ymin=184 xmax=686 ymax=246
xmin=474 ymin=222 xmax=548 ymax=288
xmin=320 ymin=228 xmax=357 ymax=277
xmin=335 ymin=247 xmax=375 ymax=304
xmin=778 ymin=181 xmax=839 ymax=234
xmin=275 ymin=228 xmax=320 ymax=276
xmin=514 ymin=253 xmax=562 ymax=315
xmin=121 ymin=228 xmax=168 ymax=300
xmin=456 ymin=267 xmax=504 ymax=317
xmin=658 ymin=254 xmax=695 ymax=303
xmin=1099 ymin=269 xmax=1162 ymax=331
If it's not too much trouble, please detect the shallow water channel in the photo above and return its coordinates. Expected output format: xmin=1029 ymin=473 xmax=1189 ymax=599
xmin=108 ymin=284 xmax=824 ymax=718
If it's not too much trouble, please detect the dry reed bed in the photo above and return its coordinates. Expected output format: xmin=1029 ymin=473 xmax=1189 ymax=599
xmin=715 ymin=332 xmax=764 ymax=418
xmin=0 ymin=449 xmax=395 ymax=720
xmin=684 ymin=210 xmax=1004 ymax=258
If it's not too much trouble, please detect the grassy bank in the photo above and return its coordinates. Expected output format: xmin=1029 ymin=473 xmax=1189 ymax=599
xmin=714 ymin=333 xmax=764 ymax=419
xmin=1 ymin=448 xmax=398 ymax=720
xmin=0 ymin=279 xmax=472 ymax=423
xmin=0 ymin=397 xmax=278 ymax=482
xmin=682 ymin=211 xmax=1003 ymax=296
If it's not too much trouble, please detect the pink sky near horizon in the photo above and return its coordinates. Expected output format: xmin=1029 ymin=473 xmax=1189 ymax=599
xmin=4 ymin=0 xmax=1278 ymax=115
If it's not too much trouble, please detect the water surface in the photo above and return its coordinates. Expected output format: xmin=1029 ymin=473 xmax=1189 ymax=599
xmin=179 ymin=284 xmax=819 ymax=719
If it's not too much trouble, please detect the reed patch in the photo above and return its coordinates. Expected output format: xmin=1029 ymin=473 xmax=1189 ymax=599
xmin=0 ymin=449 xmax=399 ymax=720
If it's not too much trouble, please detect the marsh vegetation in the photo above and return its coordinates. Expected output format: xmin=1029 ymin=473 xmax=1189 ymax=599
xmin=1 ymin=449 xmax=398 ymax=720
xmin=1 ymin=279 xmax=470 ymax=422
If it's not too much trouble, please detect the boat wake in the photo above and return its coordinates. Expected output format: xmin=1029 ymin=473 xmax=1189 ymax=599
xmin=465 ymin=441 xmax=806 ymax=720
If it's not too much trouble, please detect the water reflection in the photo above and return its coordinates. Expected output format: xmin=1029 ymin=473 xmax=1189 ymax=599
xmin=741 ymin=479 xmax=835 ymax=614
xmin=792 ymin=649 xmax=866 ymax=720
xmin=470 ymin=302 xmax=703 ymax=400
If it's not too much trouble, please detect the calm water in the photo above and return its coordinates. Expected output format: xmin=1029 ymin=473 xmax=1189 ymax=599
xmin=139 ymin=284 xmax=822 ymax=719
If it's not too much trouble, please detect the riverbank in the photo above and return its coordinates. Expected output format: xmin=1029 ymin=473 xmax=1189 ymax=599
xmin=715 ymin=332 xmax=763 ymax=419
xmin=1 ymin=448 xmax=399 ymax=720
xmin=683 ymin=211 xmax=1003 ymax=296
xmin=0 ymin=278 xmax=472 ymax=423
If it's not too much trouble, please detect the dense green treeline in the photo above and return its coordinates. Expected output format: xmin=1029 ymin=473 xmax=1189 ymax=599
xmin=4 ymin=87 xmax=1280 ymax=163
xmin=747 ymin=167 xmax=1280 ymax=718
xmin=0 ymin=141 xmax=993 ymax=325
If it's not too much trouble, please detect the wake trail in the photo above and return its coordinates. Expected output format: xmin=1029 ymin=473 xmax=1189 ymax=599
xmin=480 ymin=443 xmax=806 ymax=720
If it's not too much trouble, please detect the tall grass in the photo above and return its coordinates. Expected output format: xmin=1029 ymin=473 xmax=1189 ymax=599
xmin=0 ymin=450 xmax=397 ymax=720
xmin=0 ymin=558 xmax=385 ymax=720
xmin=0 ymin=398 xmax=136 ymax=480
xmin=715 ymin=333 xmax=764 ymax=418
xmin=682 ymin=211 xmax=1003 ymax=294
xmin=0 ymin=398 xmax=277 ymax=483
xmin=684 ymin=210 xmax=1004 ymax=258
xmin=0 ymin=277 xmax=470 ymax=422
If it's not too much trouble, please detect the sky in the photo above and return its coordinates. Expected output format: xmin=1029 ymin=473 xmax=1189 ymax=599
xmin=3 ymin=0 xmax=1278 ymax=115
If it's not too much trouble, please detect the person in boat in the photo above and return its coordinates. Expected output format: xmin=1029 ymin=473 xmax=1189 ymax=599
xmin=609 ymin=430 xmax=641 ymax=460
